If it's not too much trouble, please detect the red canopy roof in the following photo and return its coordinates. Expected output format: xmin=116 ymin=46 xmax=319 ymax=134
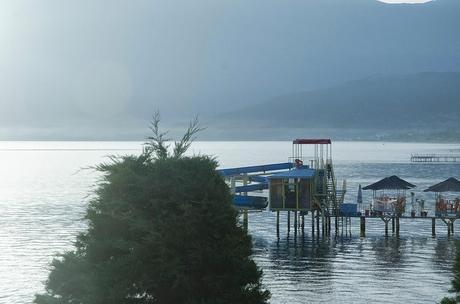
xmin=293 ymin=139 xmax=332 ymax=145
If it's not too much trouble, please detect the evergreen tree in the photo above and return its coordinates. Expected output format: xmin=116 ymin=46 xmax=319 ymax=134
xmin=35 ymin=113 xmax=270 ymax=304
xmin=441 ymin=242 xmax=460 ymax=304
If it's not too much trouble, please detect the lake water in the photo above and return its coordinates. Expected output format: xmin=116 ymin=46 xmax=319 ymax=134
xmin=1 ymin=141 xmax=460 ymax=303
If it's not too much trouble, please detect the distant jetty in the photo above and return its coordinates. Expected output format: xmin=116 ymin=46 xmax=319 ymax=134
xmin=411 ymin=153 xmax=460 ymax=163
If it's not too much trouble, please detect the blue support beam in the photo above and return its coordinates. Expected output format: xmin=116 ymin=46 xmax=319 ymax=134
xmin=217 ymin=162 xmax=293 ymax=177
xmin=233 ymin=195 xmax=268 ymax=209
xmin=235 ymin=183 xmax=268 ymax=193
xmin=249 ymin=175 xmax=268 ymax=183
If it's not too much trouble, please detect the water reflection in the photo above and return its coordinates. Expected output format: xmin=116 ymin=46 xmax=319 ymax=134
xmin=370 ymin=237 xmax=407 ymax=268
xmin=2 ymin=141 xmax=460 ymax=303
xmin=251 ymin=230 xmax=458 ymax=303
xmin=433 ymin=239 xmax=456 ymax=272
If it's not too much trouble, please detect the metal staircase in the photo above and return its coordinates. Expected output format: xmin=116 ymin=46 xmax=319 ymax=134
xmin=322 ymin=159 xmax=347 ymax=216
xmin=325 ymin=159 xmax=337 ymax=215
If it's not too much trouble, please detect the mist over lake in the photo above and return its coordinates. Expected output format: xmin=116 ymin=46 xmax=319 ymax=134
xmin=1 ymin=0 xmax=460 ymax=141
xmin=1 ymin=0 xmax=460 ymax=303
xmin=1 ymin=141 xmax=459 ymax=303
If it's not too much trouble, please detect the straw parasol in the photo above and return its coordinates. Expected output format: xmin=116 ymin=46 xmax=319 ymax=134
xmin=424 ymin=177 xmax=460 ymax=193
xmin=362 ymin=175 xmax=416 ymax=191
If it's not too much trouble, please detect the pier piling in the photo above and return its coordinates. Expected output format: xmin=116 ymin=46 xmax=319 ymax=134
xmin=243 ymin=210 xmax=248 ymax=231
xmin=294 ymin=211 xmax=298 ymax=239
xmin=287 ymin=211 xmax=291 ymax=235
xmin=321 ymin=213 xmax=325 ymax=236
xmin=276 ymin=211 xmax=280 ymax=239
xmin=273 ymin=213 xmax=456 ymax=239
xmin=360 ymin=216 xmax=365 ymax=237
xmin=301 ymin=214 xmax=305 ymax=234
xmin=311 ymin=212 xmax=315 ymax=235
xmin=381 ymin=217 xmax=391 ymax=236
xmin=441 ymin=218 xmax=452 ymax=236
xmin=316 ymin=211 xmax=320 ymax=236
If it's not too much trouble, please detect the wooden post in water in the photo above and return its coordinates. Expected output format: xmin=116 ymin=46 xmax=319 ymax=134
xmin=287 ymin=211 xmax=291 ymax=235
xmin=324 ymin=216 xmax=328 ymax=236
xmin=311 ymin=211 xmax=315 ymax=235
xmin=294 ymin=211 xmax=298 ymax=239
xmin=396 ymin=216 xmax=400 ymax=237
xmin=301 ymin=214 xmax=305 ymax=235
xmin=360 ymin=216 xmax=366 ymax=237
xmin=452 ymin=220 xmax=455 ymax=234
xmin=243 ymin=210 xmax=248 ymax=231
xmin=441 ymin=218 xmax=451 ymax=236
xmin=392 ymin=217 xmax=395 ymax=233
xmin=324 ymin=215 xmax=327 ymax=235
xmin=335 ymin=216 xmax=339 ymax=234
xmin=321 ymin=212 xmax=325 ymax=236
xmin=316 ymin=211 xmax=320 ymax=236
xmin=276 ymin=211 xmax=280 ymax=239
xmin=432 ymin=217 xmax=436 ymax=237
xmin=327 ymin=216 xmax=331 ymax=236
xmin=349 ymin=217 xmax=352 ymax=235
xmin=380 ymin=217 xmax=391 ymax=236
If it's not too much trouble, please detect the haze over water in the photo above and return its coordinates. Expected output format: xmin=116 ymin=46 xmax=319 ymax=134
xmin=1 ymin=141 xmax=459 ymax=303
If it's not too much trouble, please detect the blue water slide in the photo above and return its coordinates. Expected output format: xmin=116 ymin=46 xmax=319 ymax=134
xmin=233 ymin=195 xmax=268 ymax=209
xmin=340 ymin=203 xmax=358 ymax=216
xmin=234 ymin=183 xmax=268 ymax=193
xmin=249 ymin=175 xmax=269 ymax=183
xmin=217 ymin=162 xmax=293 ymax=177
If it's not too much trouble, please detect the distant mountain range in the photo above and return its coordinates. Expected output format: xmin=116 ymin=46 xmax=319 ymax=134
xmin=206 ymin=72 xmax=460 ymax=141
xmin=2 ymin=0 xmax=460 ymax=141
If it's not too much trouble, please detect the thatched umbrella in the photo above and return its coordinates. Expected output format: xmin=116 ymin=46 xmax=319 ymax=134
xmin=424 ymin=177 xmax=460 ymax=215
xmin=424 ymin=177 xmax=460 ymax=193
xmin=363 ymin=176 xmax=415 ymax=216
xmin=362 ymin=175 xmax=416 ymax=191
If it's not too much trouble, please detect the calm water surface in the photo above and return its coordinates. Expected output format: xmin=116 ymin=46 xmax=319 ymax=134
xmin=0 ymin=141 xmax=459 ymax=303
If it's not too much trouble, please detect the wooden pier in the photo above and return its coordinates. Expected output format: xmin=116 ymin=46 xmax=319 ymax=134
xmin=219 ymin=139 xmax=460 ymax=239
xmin=411 ymin=153 xmax=460 ymax=163
xmin=259 ymin=212 xmax=459 ymax=238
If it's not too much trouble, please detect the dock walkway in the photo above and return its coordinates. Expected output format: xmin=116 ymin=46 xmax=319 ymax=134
xmin=411 ymin=153 xmax=460 ymax=163
xmin=268 ymin=212 xmax=459 ymax=238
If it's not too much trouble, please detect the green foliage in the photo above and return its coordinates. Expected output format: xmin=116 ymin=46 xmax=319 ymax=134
xmin=145 ymin=111 xmax=204 ymax=160
xmin=35 ymin=116 xmax=269 ymax=304
xmin=440 ymin=241 xmax=460 ymax=304
xmin=451 ymin=242 xmax=460 ymax=296
xmin=440 ymin=297 xmax=457 ymax=304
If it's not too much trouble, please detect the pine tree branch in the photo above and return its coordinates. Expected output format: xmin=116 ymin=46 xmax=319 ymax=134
xmin=145 ymin=111 xmax=171 ymax=159
xmin=173 ymin=116 xmax=205 ymax=159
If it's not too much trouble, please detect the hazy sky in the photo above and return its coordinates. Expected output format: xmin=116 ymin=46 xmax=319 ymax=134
xmin=0 ymin=0 xmax=456 ymax=140
xmin=380 ymin=0 xmax=431 ymax=2
xmin=381 ymin=0 xmax=431 ymax=2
